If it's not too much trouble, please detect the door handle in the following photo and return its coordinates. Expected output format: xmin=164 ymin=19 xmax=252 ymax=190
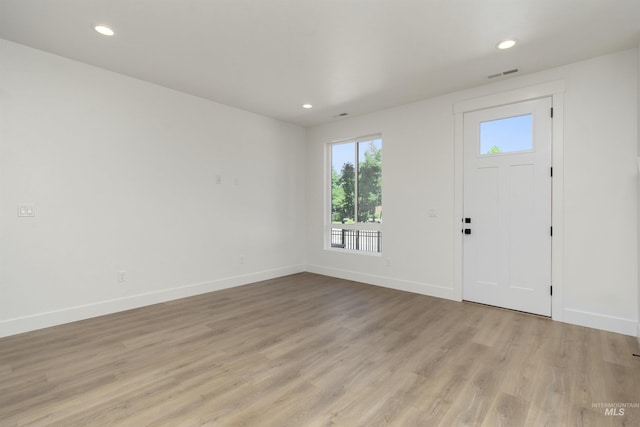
xmin=461 ymin=218 xmax=472 ymax=234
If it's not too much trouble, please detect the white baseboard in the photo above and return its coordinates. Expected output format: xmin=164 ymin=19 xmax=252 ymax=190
xmin=308 ymin=266 xmax=638 ymax=338
xmin=306 ymin=264 xmax=458 ymax=301
xmin=0 ymin=265 xmax=305 ymax=338
xmin=563 ymin=308 xmax=637 ymax=337
xmin=3 ymin=265 xmax=636 ymax=340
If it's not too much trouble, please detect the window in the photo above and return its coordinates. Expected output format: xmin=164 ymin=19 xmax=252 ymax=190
xmin=329 ymin=135 xmax=382 ymax=253
xmin=480 ymin=114 xmax=533 ymax=155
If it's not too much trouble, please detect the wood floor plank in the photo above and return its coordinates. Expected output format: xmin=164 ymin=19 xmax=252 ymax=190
xmin=480 ymin=392 xmax=529 ymax=427
xmin=1 ymin=272 xmax=639 ymax=426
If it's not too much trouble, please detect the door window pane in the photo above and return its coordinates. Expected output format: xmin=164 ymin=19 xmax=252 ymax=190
xmin=480 ymin=114 xmax=533 ymax=155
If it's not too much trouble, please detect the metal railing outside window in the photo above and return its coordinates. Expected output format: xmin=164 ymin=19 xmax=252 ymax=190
xmin=331 ymin=228 xmax=382 ymax=253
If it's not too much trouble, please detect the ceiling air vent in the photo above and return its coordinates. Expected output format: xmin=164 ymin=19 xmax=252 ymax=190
xmin=488 ymin=68 xmax=519 ymax=79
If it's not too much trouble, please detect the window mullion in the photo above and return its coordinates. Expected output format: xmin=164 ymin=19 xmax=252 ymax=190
xmin=329 ymin=147 xmax=333 ymax=235
xmin=354 ymin=141 xmax=359 ymax=222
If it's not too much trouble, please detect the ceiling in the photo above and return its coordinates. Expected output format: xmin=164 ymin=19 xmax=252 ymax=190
xmin=1 ymin=0 xmax=639 ymax=127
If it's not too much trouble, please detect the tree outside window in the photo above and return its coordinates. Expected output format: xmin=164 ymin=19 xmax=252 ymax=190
xmin=330 ymin=137 xmax=382 ymax=225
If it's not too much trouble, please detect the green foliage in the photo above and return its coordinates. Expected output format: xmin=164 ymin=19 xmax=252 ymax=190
xmin=357 ymin=142 xmax=382 ymax=222
xmin=338 ymin=162 xmax=356 ymax=221
xmin=331 ymin=167 xmax=345 ymax=222
xmin=331 ymin=141 xmax=382 ymax=223
xmin=487 ymin=145 xmax=502 ymax=154
xmin=331 ymin=162 xmax=355 ymax=222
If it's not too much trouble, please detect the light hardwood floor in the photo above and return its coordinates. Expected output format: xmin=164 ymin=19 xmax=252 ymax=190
xmin=1 ymin=273 xmax=638 ymax=426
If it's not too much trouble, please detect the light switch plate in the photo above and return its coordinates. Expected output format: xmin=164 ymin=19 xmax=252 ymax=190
xmin=18 ymin=205 xmax=35 ymax=217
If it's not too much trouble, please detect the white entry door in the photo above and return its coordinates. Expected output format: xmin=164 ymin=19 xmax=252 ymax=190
xmin=463 ymin=97 xmax=552 ymax=316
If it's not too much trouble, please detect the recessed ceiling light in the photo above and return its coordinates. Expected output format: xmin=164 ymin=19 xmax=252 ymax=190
xmin=94 ymin=25 xmax=115 ymax=36
xmin=497 ymin=39 xmax=517 ymax=50
xmin=302 ymin=104 xmax=313 ymax=109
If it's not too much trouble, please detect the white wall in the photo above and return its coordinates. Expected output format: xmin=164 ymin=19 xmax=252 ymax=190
xmin=2 ymin=40 xmax=637 ymax=339
xmin=306 ymin=49 xmax=639 ymax=336
xmin=0 ymin=40 xmax=307 ymax=337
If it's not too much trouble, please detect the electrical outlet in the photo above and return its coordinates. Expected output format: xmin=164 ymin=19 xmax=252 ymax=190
xmin=215 ymin=175 xmax=222 ymax=184
xmin=239 ymin=256 xmax=245 ymax=265
xmin=18 ymin=205 xmax=35 ymax=217
xmin=385 ymin=258 xmax=391 ymax=267
xmin=117 ymin=271 xmax=127 ymax=283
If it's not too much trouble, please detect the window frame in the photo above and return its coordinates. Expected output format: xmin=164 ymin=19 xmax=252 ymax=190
xmin=326 ymin=134 xmax=382 ymax=254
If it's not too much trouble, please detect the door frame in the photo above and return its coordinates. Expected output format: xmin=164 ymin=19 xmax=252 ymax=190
xmin=453 ymin=81 xmax=565 ymax=321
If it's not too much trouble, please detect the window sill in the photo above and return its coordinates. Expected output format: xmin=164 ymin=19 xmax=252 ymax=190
xmin=324 ymin=247 xmax=382 ymax=257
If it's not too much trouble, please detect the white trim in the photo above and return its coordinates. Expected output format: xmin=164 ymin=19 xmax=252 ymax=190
xmin=453 ymin=80 xmax=566 ymax=114
xmin=324 ymin=247 xmax=382 ymax=257
xmin=306 ymin=264 xmax=457 ymax=301
xmin=333 ymin=223 xmax=382 ymax=231
xmin=453 ymin=105 xmax=464 ymax=301
xmin=563 ymin=308 xmax=637 ymax=337
xmin=5 ymin=264 xmax=636 ymax=339
xmin=325 ymin=133 xmax=383 ymax=252
xmin=550 ymin=93 xmax=565 ymax=321
xmin=0 ymin=265 xmax=305 ymax=338
xmin=330 ymin=133 xmax=382 ymax=145
xmin=453 ymin=80 xmax=566 ymax=320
